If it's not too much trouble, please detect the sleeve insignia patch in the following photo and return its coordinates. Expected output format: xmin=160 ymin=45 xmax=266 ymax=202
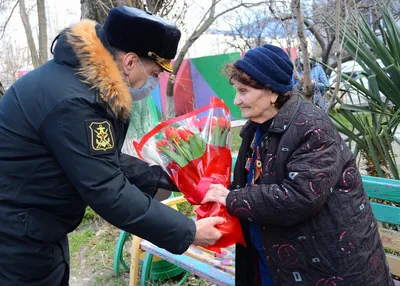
xmin=86 ymin=120 xmax=116 ymax=155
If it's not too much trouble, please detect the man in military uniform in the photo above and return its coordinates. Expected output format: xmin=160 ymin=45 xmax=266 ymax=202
xmin=0 ymin=6 xmax=223 ymax=286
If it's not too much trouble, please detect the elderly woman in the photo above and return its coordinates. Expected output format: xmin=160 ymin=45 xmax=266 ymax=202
xmin=202 ymin=44 xmax=393 ymax=285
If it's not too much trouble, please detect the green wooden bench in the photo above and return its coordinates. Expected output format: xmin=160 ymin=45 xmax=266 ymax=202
xmin=114 ymin=166 xmax=400 ymax=285
xmin=363 ymin=175 xmax=400 ymax=278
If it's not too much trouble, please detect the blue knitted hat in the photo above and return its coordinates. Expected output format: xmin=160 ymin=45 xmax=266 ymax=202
xmin=234 ymin=44 xmax=294 ymax=94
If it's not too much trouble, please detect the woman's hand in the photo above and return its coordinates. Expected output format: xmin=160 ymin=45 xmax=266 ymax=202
xmin=202 ymin=184 xmax=229 ymax=206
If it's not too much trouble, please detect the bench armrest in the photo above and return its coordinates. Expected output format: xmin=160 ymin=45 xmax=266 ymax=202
xmin=162 ymin=196 xmax=188 ymax=207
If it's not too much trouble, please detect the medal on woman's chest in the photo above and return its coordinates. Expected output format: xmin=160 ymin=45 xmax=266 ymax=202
xmin=254 ymin=147 xmax=262 ymax=182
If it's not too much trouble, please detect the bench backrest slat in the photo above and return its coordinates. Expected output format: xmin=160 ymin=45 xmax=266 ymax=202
xmin=362 ymin=175 xmax=400 ymax=203
xmin=386 ymin=254 xmax=400 ymax=277
xmin=371 ymin=202 xmax=400 ymax=225
xmin=379 ymin=228 xmax=400 ymax=253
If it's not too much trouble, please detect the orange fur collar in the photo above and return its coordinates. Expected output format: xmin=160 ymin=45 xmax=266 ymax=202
xmin=66 ymin=20 xmax=131 ymax=120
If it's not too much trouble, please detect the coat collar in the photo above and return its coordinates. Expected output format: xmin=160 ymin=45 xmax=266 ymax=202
xmin=65 ymin=20 xmax=131 ymax=120
xmin=240 ymin=94 xmax=301 ymax=138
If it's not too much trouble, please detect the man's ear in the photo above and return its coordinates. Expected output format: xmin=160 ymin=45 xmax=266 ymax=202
xmin=121 ymin=52 xmax=140 ymax=75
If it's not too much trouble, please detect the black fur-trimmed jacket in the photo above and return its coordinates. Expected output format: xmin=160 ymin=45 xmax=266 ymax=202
xmin=0 ymin=20 xmax=195 ymax=285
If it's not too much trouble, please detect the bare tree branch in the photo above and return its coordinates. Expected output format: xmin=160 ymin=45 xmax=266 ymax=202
xmin=0 ymin=40 xmax=29 ymax=87
xmin=330 ymin=55 xmax=352 ymax=70
xmin=165 ymin=0 xmax=265 ymax=118
xmin=277 ymin=14 xmax=326 ymax=51
xmin=20 ymin=0 xmax=40 ymax=68
xmin=328 ymin=0 xmax=343 ymax=111
xmin=223 ymin=7 xmax=277 ymax=52
xmin=191 ymin=0 xmax=221 ymax=36
xmin=37 ymin=0 xmax=48 ymax=64
xmin=292 ymin=0 xmax=313 ymax=100
xmin=81 ymin=0 xmax=182 ymax=23
xmin=0 ymin=0 xmax=19 ymax=41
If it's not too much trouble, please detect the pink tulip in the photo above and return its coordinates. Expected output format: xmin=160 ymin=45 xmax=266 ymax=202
xmin=199 ymin=116 xmax=208 ymax=131
xmin=187 ymin=117 xmax=200 ymax=129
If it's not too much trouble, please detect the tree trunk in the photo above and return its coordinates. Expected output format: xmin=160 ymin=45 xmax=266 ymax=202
xmin=321 ymin=37 xmax=335 ymax=68
xmin=165 ymin=37 xmax=196 ymax=119
xmin=166 ymin=93 xmax=175 ymax=119
xmin=80 ymin=0 xmax=90 ymax=20
xmin=80 ymin=0 xmax=165 ymax=23
xmin=37 ymin=0 xmax=48 ymax=65
xmin=165 ymin=0 xmax=218 ymax=118
xmin=81 ymin=0 xmax=112 ymax=23
xmin=165 ymin=37 xmax=206 ymax=119
xmin=145 ymin=0 xmax=164 ymax=14
xmin=0 ymin=82 xmax=5 ymax=98
xmin=165 ymin=0 xmax=265 ymax=118
xmin=292 ymin=0 xmax=313 ymax=100
xmin=20 ymin=0 xmax=40 ymax=68
xmin=328 ymin=0 xmax=342 ymax=112
xmin=80 ymin=0 xmax=134 ymax=23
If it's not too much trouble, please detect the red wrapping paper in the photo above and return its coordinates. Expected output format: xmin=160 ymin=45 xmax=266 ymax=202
xmin=134 ymin=97 xmax=245 ymax=253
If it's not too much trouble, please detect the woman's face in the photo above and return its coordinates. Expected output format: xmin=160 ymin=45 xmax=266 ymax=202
xmin=233 ymin=80 xmax=279 ymax=123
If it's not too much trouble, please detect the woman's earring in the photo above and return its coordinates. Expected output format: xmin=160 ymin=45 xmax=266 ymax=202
xmin=271 ymin=101 xmax=276 ymax=107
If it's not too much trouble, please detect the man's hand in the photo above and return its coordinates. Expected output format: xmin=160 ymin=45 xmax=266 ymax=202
xmin=151 ymin=165 xmax=179 ymax=192
xmin=193 ymin=217 xmax=224 ymax=246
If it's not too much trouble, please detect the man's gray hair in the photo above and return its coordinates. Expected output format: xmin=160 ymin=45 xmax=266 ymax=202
xmin=109 ymin=46 xmax=123 ymax=60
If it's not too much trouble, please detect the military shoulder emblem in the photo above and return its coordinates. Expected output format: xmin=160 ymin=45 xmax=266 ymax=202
xmin=86 ymin=119 xmax=116 ymax=155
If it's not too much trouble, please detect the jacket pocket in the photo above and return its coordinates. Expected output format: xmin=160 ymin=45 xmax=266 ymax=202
xmin=25 ymin=208 xmax=68 ymax=244
xmin=306 ymin=224 xmax=337 ymax=273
